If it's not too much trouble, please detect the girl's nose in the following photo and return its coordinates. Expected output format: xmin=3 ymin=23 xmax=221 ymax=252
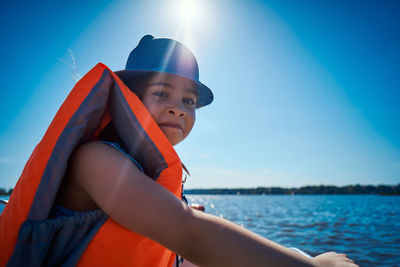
xmin=167 ymin=105 xmax=185 ymax=117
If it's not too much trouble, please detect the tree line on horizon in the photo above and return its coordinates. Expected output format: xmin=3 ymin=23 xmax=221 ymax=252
xmin=1 ymin=184 xmax=399 ymax=196
xmin=0 ymin=188 xmax=13 ymax=196
xmin=184 ymin=184 xmax=400 ymax=195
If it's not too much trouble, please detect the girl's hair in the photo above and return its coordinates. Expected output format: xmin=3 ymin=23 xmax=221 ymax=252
xmin=119 ymin=72 xmax=155 ymax=99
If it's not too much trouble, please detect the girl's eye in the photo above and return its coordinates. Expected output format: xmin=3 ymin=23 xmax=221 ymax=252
xmin=153 ymin=91 xmax=167 ymax=98
xmin=183 ymin=97 xmax=196 ymax=106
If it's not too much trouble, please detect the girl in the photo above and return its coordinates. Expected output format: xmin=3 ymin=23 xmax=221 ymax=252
xmin=0 ymin=35 xmax=358 ymax=267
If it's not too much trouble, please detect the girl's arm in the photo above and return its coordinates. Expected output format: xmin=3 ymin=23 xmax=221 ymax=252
xmin=66 ymin=142 xmax=357 ymax=267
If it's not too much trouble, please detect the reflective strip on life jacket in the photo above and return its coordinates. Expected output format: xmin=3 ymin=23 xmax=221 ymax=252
xmin=0 ymin=63 xmax=182 ymax=267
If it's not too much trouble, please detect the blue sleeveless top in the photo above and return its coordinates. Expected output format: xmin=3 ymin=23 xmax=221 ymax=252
xmin=8 ymin=141 xmax=144 ymax=267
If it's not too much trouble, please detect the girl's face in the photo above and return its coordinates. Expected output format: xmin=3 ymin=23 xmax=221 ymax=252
xmin=141 ymin=73 xmax=197 ymax=146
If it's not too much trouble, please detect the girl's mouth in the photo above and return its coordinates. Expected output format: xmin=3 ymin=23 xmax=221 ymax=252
xmin=159 ymin=123 xmax=183 ymax=130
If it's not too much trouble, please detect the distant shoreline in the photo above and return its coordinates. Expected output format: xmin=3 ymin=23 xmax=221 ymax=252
xmin=184 ymin=184 xmax=400 ymax=195
xmin=1 ymin=184 xmax=399 ymax=196
xmin=0 ymin=188 xmax=12 ymax=196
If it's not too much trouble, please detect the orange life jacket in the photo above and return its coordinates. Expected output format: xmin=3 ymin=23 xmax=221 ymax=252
xmin=0 ymin=63 xmax=182 ymax=266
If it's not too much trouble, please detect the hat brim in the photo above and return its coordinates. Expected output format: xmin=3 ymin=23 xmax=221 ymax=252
xmin=115 ymin=70 xmax=213 ymax=108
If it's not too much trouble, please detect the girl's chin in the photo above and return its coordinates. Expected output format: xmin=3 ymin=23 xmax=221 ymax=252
xmin=168 ymin=136 xmax=183 ymax=146
xmin=161 ymin=131 xmax=183 ymax=146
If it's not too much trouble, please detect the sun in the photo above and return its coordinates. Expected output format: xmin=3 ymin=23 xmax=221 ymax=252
xmin=176 ymin=0 xmax=200 ymax=25
xmin=165 ymin=0 xmax=215 ymax=51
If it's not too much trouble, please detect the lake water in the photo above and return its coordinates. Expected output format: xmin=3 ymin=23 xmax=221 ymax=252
xmin=1 ymin=195 xmax=399 ymax=266
xmin=186 ymin=195 xmax=400 ymax=267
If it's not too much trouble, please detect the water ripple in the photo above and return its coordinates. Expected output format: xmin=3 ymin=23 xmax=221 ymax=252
xmin=187 ymin=195 xmax=400 ymax=267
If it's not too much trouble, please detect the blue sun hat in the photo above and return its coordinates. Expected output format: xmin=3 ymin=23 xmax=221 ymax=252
xmin=116 ymin=34 xmax=213 ymax=108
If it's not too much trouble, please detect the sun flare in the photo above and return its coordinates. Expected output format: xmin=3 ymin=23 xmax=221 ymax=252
xmin=165 ymin=0 xmax=216 ymax=52
xmin=176 ymin=0 xmax=200 ymax=24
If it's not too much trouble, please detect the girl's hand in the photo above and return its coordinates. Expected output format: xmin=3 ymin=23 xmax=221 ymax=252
xmin=312 ymin=252 xmax=359 ymax=267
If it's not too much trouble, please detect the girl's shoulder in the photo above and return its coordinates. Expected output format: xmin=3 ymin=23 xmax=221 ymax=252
xmin=68 ymin=140 xmax=143 ymax=174
xmin=92 ymin=140 xmax=144 ymax=172
xmin=70 ymin=140 xmax=144 ymax=175
xmin=55 ymin=140 xmax=144 ymax=212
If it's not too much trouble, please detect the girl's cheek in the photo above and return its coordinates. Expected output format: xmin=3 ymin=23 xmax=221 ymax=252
xmin=189 ymin=108 xmax=196 ymax=117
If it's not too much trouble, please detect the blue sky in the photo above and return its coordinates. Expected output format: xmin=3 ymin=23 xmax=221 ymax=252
xmin=0 ymin=0 xmax=399 ymax=189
